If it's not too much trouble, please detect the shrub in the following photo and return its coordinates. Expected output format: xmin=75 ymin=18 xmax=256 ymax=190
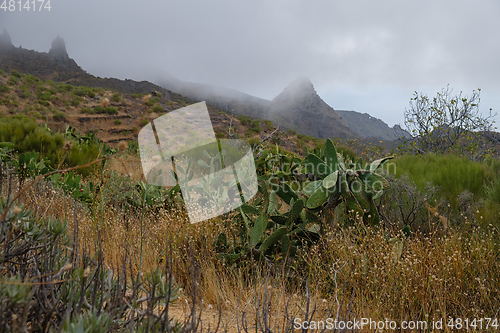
xmin=401 ymin=86 xmax=495 ymax=159
xmin=1 ymin=98 xmax=12 ymax=106
xmin=0 ymin=84 xmax=9 ymax=94
xmin=8 ymin=76 xmax=18 ymax=85
xmin=80 ymin=107 xmax=93 ymax=114
xmin=152 ymin=105 xmax=163 ymax=113
xmin=38 ymin=100 xmax=50 ymax=107
xmin=18 ymin=85 xmax=31 ymax=99
xmin=57 ymin=83 xmax=74 ymax=92
xmin=262 ymin=119 xmax=274 ymax=130
xmin=106 ymin=107 xmax=118 ymax=115
xmin=23 ymin=74 xmax=40 ymax=86
xmin=237 ymin=115 xmax=251 ymax=125
xmin=378 ymin=174 xmax=440 ymax=233
xmin=37 ymin=91 xmax=53 ymax=101
xmin=73 ymin=87 xmax=95 ymax=98
xmin=93 ymin=106 xmax=106 ymax=113
xmin=114 ymin=119 xmax=122 ymax=125
xmin=111 ymin=92 xmax=121 ymax=103
xmin=140 ymin=118 xmax=149 ymax=126
xmin=71 ymin=97 xmax=83 ymax=107
xmin=246 ymin=127 xmax=260 ymax=136
xmin=73 ymin=88 xmax=87 ymax=96
xmin=336 ymin=145 xmax=357 ymax=162
xmin=10 ymin=70 xmax=22 ymax=78
xmin=131 ymin=93 xmax=140 ymax=99
xmin=53 ymin=112 xmax=66 ymax=121
xmin=0 ymin=117 xmax=63 ymax=164
xmin=91 ymin=87 xmax=103 ymax=95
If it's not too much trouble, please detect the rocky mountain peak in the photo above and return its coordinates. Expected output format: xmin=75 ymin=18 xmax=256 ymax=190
xmin=273 ymin=76 xmax=317 ymax=104
xmin=287 ymin=76 xmax=315 ymax=91
xmin=49 ymin=36 xmax=68 ymax=59
xmin=266 ymin=77 xmax=357 ymax=139
xmin=0 ymin=29 xmax=14 ymax=50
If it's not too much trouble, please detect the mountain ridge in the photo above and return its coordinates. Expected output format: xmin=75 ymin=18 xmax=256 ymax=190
xmin=0 ymin=31 xmax=402 ymax=142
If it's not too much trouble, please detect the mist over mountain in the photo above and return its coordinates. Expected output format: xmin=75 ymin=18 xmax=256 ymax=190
xmin=0 ymin=31 xmax=404 ymax=142
xmin=156 ymin=77 xmax=269 ymax=119
xmin=265 ymin=77 xmax=357 ymax=139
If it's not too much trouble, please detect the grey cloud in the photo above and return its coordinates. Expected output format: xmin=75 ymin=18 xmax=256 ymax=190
xmin=1 ymin=0 xmax=499 ymax=126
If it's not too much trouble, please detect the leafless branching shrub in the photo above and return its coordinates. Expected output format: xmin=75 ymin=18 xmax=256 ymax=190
xmin=400 ymin=86 xmax=497 ymax=159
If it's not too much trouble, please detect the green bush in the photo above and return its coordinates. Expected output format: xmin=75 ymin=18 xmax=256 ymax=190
xmin=238 ymin=115 xmax=251 ymax=125
xmin=73 ymin=88 xmax=87 ymax=96
xmin=73 ymin=87 xmax=95 ymax=98
xmin=53 ymin=112 xmax=66 ymax=121
xmin=262 ymin=119 xmax=274 ymax=130
xmin=38 ymin=91 xmax=53 ymax=101
xmin=0 ymin=118 xmax=104 ymax=175
xmin=140 ymin=118 xmax=149 ymax=126
xmin=23 ymin=74 xmax=40 ymax=86
xmin=10 ymin=70 xmax=22 ymax=78
xmin=111 ymin=92 xmax=121 ymax=103
xmin=80 ymin=107 xmax=93 ymax=114
xmin=57 ymin=83 xmax=74 ymax=92
xmin=106 ymin=107 xmax=118 ymax=115
xmin=0 ymin=84 xmax=9 ymax=94
xmin=71 ymin=97 xmax=83 ymax=107
xmin=8 ymin=76 xmax=19 ymax=85
xmin=0 ymin=117 xmax=63 ymax=165
xmin=91 ymin=87 xmax=103 ymax=95
xmin=1 ymin=98 xmax=12 ymax=106
xmin=114 ymin=119 xmax=122 ymax=125
xmin=336 ymin=145 xmax=357 ymax=162
xmin=152 ymin=105 xmax=164 ymax=113
xmin=94 ymin=106 xmax=106 ymax=113
xmin=47 ymin=88 xmax=58 ymax=95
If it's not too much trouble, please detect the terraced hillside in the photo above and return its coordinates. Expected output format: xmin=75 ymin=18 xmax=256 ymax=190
xmin=0 ymin=69 xmax=336 ymax=156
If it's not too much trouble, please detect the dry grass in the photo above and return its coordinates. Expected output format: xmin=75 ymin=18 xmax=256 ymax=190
xmin=11 ymin=171 xmax=500 ymax=331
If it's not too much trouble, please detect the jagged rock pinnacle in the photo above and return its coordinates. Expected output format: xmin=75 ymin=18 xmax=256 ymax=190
xmin=0 ymin=29 xmax=14 ymax=50
xmin=49 ymin=36 xmax=68 ymax=59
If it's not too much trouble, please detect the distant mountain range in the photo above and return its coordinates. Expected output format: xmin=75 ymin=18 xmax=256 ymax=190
xmin=0 ymin=30 xmax=406 ymax=141
xmin=157 ymin=73 xmax=408 ymax=140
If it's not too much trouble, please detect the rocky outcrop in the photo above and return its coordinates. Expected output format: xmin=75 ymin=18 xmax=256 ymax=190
xmin=0 ymin=34 xmax=174 ymax=99
xmin=337 ymin=110 xmax=396 ymax=140
xmin=47 ymin=36 xmax=80 ymax=71
xmin=266 ymin=77 xmax=357 ymax=139
xmin=0 ymin=29 xmax=14 ymax=51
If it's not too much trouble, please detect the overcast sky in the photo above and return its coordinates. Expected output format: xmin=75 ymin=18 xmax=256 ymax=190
xmin=1 ymin=0 xmax=499 ymax=127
